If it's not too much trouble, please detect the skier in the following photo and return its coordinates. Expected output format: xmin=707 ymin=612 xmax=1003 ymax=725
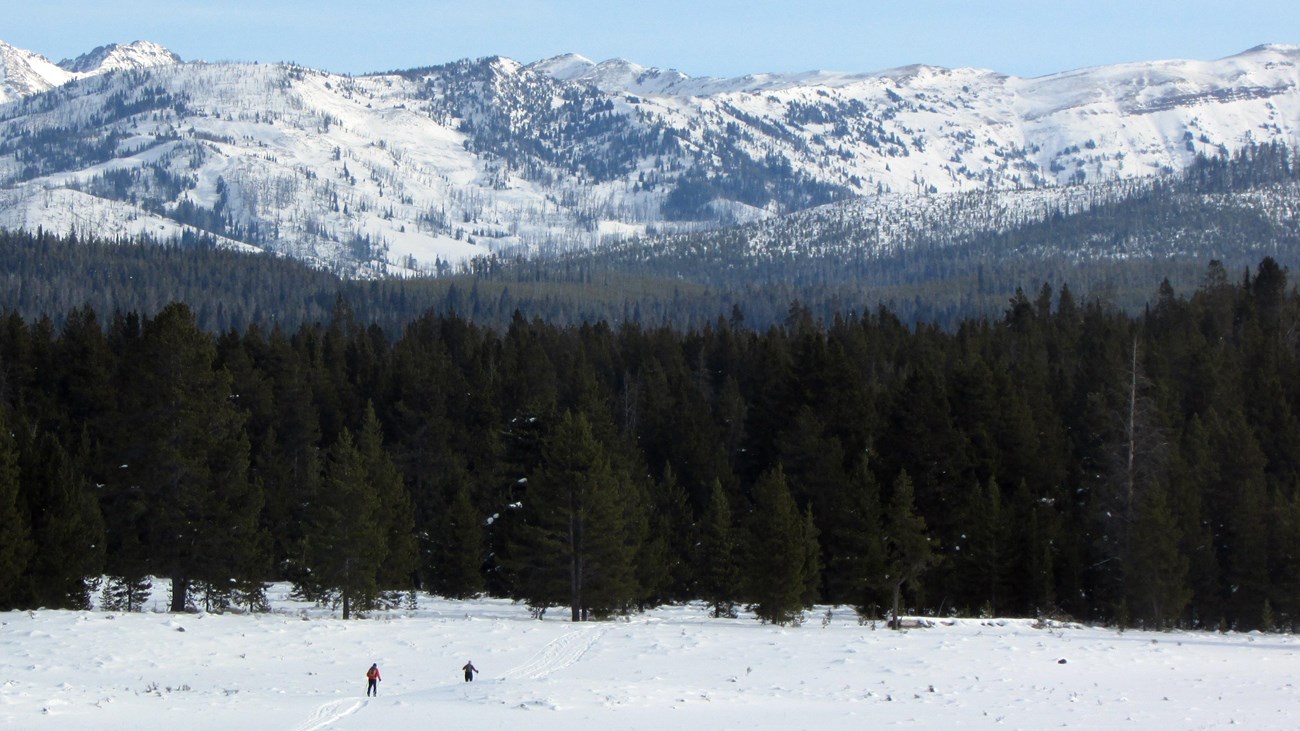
xmin=366 ymin=663 xmax=381 ymax=696
xmin=462 ymin=660 xmax=478 ymax=682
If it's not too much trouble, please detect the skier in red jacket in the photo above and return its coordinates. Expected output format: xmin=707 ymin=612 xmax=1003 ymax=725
xmin=462 ymin=660 xmax=478 ymax=682
xmin=366 ymin=663 xmax=381 ymax=696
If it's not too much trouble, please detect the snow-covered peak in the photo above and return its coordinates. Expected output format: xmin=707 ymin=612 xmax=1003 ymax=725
xmin=529 ymin=53 xmax=597 ymax=81
xmin=1 ymin=39 xmax=181 ymax=104
xmin=58 ymin=41 xmax=181 ymax=74
xmin=1230 ymin=43 xmax=1300 ymax=58
xmin=0 ymin=40 xmax=74 ymax=103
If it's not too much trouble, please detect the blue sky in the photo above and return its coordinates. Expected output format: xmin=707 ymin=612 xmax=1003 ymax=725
xmin=6 ymin=0 xmax=1300 ymax=78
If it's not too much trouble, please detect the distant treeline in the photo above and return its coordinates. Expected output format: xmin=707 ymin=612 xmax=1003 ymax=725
xmin=5 ymin=143 xmax=1296 ymax=334
xmin=2 ymin=257 xmax=1298 ymax=629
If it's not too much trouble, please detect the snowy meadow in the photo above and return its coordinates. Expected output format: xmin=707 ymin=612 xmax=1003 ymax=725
xmin=3 ymin=583 xmax=1299 ymax=730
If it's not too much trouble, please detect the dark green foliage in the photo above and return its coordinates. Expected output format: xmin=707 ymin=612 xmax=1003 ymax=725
xmin=16 ymin=431 xmax=104 ymax=609
xmin=0 ymin=407 xmax=34 ymax=608
xmin=2 ymin=248 xmax=1300 ymax=633
xmin=883 ymin=471 xmax=934 ymax=629
xmin=356 ymin=405 xmax=420 ymax=594
xmin=299 ymin=429 xmax=386 ymax=618
xmin=1126 ymin=481 xmax=1190 ymax=628
xmin=99 ymin=575 xmax=152 ymax=612
xmin=105 ymin=303 xmax=259 ymax=612
xmin=512 ymin=411 xmax=639 ymax=621
xmin=430 ymin=484 xmax=485 ymax=599
xmin=698 ymin=479 xmax=740 ymax=618
xmin=743 ymin=466 xmax=808 ymax=625
xmin=825 ymin=458 xmax=886 ymax=618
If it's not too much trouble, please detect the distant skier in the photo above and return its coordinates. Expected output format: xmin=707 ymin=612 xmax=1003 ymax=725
xmin=366 ymin=663 xmax=381 ymax=696
xmin=462 ymin=660 xmax=478 ymax=682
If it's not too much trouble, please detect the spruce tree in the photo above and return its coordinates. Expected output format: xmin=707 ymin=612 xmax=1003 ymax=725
xmin=961 ymin=476 xmax=1010 ymax=616
xmin=0 ymin=407 xmax=34 ymax=609
xmin=356 ymin=404 xmax=419 ymax=600
xmin=109 ymin=303 xmax=257 ymax=612
xmin=18 ymin=430 xmax=104 ymax=609
xmin=432 ymin=484 xmax=485 ymax=599
xmin=801 ymin=505 xmax=823 ymax=607
xmin=302 ymin=428 xmax=386 ymax=618
xmin=883 ymin=470 xmax=933 ymax=629
xmin=1126 ymin=480 xmax=1190 ymax=628
xmin=515 ymin=411 xmax=638 ymax=620
xmin=698 ymin=479 xmax=740 ymax=618
xmin=825 ymin=457 xmax=886 ymax=619
xmin=743 ymin=466 xmax=806 ymax=625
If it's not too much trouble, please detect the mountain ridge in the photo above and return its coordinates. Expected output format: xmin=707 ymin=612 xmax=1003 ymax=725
xmin=0 ymin=38 xmax=1297 ymax=276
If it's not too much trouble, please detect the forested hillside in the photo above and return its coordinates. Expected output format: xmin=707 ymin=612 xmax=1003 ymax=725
xmin=3 ymin=144 xmax=1298 ymax=333
xmin=451 ymin=142 xmax=1300 ymax=328
xmin=2 ymin=258 xmax=1298 ymax=630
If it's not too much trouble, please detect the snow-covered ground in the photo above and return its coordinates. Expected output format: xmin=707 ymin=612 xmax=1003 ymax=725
xmin=3 ymin=583 xmax=1298 ymax=729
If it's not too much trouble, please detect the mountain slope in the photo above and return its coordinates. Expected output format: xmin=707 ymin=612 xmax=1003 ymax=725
xmin=0 ymin=40 xmax=1297 ymax=275
xmin=0 ymin=41 xmax=74 ymax=103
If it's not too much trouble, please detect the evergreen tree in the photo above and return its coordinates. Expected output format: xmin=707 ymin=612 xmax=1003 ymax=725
xmin=356 ymin=404 xmax=419 ymax=598
xmin=109 ymin=303 xmax=258 ymax=612
xmin=1126 ymin=480 xmax=1190 ymax=628
xmin=698 ymin=478 xmax=740 ymax=618
xmin=432 ymin=484 xmax=486 ymax=598
xmin=18 ymin=430 xmax=105 ymax=609
xmin=743 ymin=466 xmax=806 ymax=625
xmin=100 ymin=575 xmax=152 ymax=612
xmin=883 ymin=470 xmax=933 ymax=629
xmin=638 ymin=464 xmax=696 ymax=604
xmin=0 ymin=407 xmax=34 ymax=609
xmin=826 ymin=457 xmax=886 ymax=620
xmin=800 ymin=505 xmax=823 ymax=607
xmin=301 ymin=428 xmax=386 ymax=618
xmin=514 ymin=411 xmax=639 ymax=620
xmin=956 ymin=475 xmax=1010 ymax=616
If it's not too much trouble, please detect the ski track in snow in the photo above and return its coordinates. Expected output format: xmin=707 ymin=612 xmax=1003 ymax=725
xmin=497 ymin=626 xmax=607 ymax=681
xmin=294 ymin=697 xmax=366 ymax=731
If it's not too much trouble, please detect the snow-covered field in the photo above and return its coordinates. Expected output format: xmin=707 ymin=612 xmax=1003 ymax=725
xmin=3 ymin=583 xmax=1298 ymax=730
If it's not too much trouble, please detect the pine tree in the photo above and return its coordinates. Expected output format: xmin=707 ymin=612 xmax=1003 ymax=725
xmin=883 ymin=470 xmax=933 ymax=629
xmin=108 ymin=303 xmax=257 ymax=612
xmin=18 ymin=430 xmax=104 ymax=609
xmin=743 ymin=466 xmax=806 ymax=625
xmin=801 ymin=505 xmax=823 ymax=607
xmin=100 ymin=575 xmax=152 ymax=612
xmin=960 ymin=476 xmax=1010 ymax=616
xmin=356 ymin=404 xmax=419 ymax=599
xmin=637 ymin=464 xmax=696 ymax=605
xmin=432 ymin=484 xmax=485 ymax=599
xmin=514 ymin=411 xmax=639 ymax=620
xmin=698 ymin=479 xmax=740 ymax=618
xmin=1126 ymin=480 xmax=1190 ymax=628
xmin=301 ymin=428 xmax=386 ymax=618
xmin=0 ymin=407 xmax=34 ymax=609
xmin=824 ymin=457 xmax=886 ymax=619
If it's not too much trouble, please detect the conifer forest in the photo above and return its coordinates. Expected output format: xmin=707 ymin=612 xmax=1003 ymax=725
xmin=2 ymin=254 xmax=1299 ymax=631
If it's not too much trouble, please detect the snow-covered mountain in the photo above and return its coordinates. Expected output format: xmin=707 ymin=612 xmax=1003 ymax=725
xmin=0 ymin=40 xmax=178 ymax=103
xmin=0 ymin=39 xmax=1297 ymax=275
xmin=0 ymin=41 xmax=75 ymax=103
xmin=57 ymin=41 xmax=182 ymax=74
